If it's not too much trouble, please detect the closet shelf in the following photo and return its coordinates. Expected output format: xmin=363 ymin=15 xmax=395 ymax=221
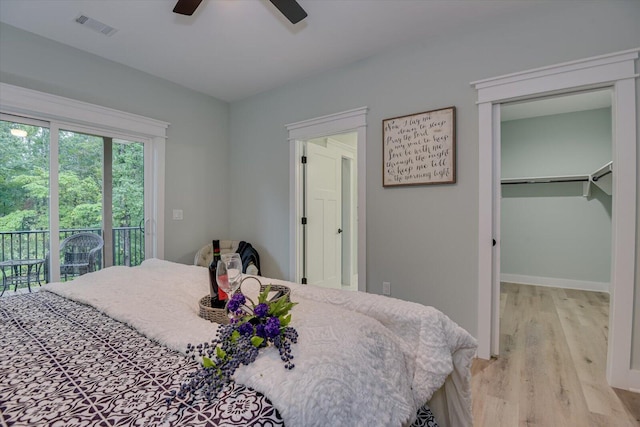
xmin=501 ymin=161 xmax=614 ymax=196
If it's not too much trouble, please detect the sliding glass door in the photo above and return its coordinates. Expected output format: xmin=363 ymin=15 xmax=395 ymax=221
xmin=0 ymin=115 xmax=148 ymax=288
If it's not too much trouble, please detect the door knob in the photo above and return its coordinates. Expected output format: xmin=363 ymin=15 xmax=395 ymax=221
xmin=338 ymin=228 xmax=343 ymax=234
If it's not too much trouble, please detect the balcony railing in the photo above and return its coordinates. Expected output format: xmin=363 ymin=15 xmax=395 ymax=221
xmin=0 ymin=227 xmax=145 ymax=284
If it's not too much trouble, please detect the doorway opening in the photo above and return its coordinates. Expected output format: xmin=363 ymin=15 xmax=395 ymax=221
xmin=499 ymin=90 xmax=612 ymax=294
xmin=498 ymin=90 xmax=614 ymax=398
xmin=302 ymin=133 xmax=357 ymax=290
xmin=472 ymin=48 xmax=638 ymax=389
xmin=286 ymin=107 xmax=368 ymax=292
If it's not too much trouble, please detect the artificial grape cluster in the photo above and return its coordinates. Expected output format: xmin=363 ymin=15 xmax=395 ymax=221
xmin=166 ymin=324 xmax=260 ymax=405
xmin=167 ymin=286 xmax=298 ymax=406
xmin=273 ymin=326 xmax=299 ymax=370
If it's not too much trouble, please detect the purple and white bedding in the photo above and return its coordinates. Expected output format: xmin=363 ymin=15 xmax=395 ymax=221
xmin=1 ymin=259 xmax=475 ymax=426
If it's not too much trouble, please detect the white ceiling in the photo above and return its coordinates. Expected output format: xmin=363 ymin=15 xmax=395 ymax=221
xmin=0 ymin=0 xmax=548 ymax=102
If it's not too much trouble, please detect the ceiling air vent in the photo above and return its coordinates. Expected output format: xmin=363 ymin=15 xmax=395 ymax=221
xmin=74 ymin=14 xmax=118 ymax=37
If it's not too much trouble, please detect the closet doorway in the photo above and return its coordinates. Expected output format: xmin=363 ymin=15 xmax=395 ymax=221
xmin=499 ymin=90 xmax=613 ymax=294
xmin=473 ymin=49 xmax=638 ymax=389
xmin=498 ymin=90 xmax=614 ymax=397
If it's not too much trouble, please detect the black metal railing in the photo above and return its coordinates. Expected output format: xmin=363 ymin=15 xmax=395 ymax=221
xmin=0 ymin=227 xmax=145 ymax=284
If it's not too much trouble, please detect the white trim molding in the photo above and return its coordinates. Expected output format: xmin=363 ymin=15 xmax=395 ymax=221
xmin=472 ymin=49 xmax=640 ymax=104
xmin=472 ymin=48 xmax=639 ymax=390
xmin=0 ymin=82 xmax=169 ymax=261
xmin=501 ymin=274 xmax=610 ymax=294
xmin=0 ymin=83 xmax=169 ymax=138
xmin=287 ymin=107 xmax=368 ymax=292
xmin=286 ymin=107 xmax=368 ymax=139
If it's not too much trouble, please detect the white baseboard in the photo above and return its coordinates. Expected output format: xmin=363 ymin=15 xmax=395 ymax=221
xmin=500 ymin=274 xmax=610 ymax=293
xmin=629 ymin=369 xmax=640 ymax=393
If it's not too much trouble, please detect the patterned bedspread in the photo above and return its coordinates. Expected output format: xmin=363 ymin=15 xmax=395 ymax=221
xmin=0 ymin=292 xmax=283 ymax=426
xmin=0 ymin=292 xmax=439 ymax=427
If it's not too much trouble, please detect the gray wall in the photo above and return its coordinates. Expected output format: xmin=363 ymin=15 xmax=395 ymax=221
xmin=227 ymin=2 xmax=640 ymax=366
xmin=501 ymin=109 xmax=612 ymax=284
xmin=0 ymin=23 xmax=230 ymax=264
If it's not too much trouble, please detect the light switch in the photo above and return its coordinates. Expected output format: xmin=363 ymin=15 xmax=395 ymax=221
xmin=172 ymin=209 xmax=183 ymax=220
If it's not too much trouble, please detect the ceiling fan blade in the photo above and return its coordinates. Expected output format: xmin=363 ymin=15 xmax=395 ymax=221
xmin=173 ymin=0 xmax=203 ymax=16
xmin=269 ymin=0 xmax=308 ymax=24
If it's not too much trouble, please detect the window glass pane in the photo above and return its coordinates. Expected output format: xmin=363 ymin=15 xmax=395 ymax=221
xmin=58 ymin=130 xmax=103 ymax=281
xmin=0 ymin=119 xmax=50 ymax=291
xmin=112 ymin=139 xmax=145 ymax=266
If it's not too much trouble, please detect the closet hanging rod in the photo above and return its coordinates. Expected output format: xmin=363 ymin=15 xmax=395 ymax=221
xmin=501 ymin=175 xmax=589 ymax=185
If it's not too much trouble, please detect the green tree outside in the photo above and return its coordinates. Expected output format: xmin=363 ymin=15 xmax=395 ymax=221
xmin=1 ymin=120 xmax=145 ymax=266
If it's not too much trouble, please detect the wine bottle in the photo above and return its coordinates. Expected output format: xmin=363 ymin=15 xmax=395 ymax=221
xmin=212 ymin=240 xmax=228 ymax=302
xmin=208 ymin=240 xmax=225 ymax=308
xmin=207 ymin=264 xmax=222 ymax=307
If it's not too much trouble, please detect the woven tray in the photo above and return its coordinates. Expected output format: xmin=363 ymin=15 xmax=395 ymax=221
xmin=198 ymin=295 xmax=230 ymax=324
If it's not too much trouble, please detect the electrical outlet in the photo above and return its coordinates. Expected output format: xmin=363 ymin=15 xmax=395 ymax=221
xmin=382 ymin=281 xmax=391 ymax=295
xmin=172 ymin=209 xmax=183 ymax=220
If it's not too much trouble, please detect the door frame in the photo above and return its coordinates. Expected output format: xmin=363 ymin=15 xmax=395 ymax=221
xmin=287 ymin=107 xmax=368 ymax=292
xmin=0 ymin=82 xmax=168 ymax=276
xmin=472 ymin=48 xmax=639 ymax=389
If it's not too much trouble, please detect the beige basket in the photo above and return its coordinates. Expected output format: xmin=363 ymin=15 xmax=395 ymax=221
xmin=198 ymin=295 xmax=230 ymax=324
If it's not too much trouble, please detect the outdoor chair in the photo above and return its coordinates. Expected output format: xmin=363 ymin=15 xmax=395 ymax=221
xmin=46 ymin=232 xmax=104 ymax=281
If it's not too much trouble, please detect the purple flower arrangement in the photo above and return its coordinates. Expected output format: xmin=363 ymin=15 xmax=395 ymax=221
xmin=168 ymin=286 xmax=298 ymax=405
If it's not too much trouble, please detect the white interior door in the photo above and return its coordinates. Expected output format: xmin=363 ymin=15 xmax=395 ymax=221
xmin=306 ymin=142 xmax=342 ymax=288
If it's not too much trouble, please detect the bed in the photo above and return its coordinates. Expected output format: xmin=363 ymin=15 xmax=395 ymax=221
xmin=0 ymin=259 xmax=476 ymax=426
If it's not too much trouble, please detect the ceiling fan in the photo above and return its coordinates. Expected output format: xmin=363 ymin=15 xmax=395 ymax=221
xmin=173 ymin=0 xmax=308 ymax=24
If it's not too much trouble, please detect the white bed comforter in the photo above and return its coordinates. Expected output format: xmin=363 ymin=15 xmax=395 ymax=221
xmin=44 ymin=259 xmax=476 ymax=427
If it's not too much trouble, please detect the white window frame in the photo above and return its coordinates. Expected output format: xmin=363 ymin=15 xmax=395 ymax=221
xmin=0 ymin=83 xmax=168 ymax=277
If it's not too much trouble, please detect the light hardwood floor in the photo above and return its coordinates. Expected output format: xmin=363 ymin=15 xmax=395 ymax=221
xmin=471 ymin=283 xmax=640 ymax=426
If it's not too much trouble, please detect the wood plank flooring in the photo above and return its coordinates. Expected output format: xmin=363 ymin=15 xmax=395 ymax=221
xmin=471 ymin=283 xmax=640 ymax=426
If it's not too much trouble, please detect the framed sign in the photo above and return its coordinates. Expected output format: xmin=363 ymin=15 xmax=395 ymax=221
xmin=383 ymin=106 xmax=456 ymax=186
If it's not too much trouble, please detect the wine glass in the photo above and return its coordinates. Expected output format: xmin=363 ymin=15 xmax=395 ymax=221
xmin=215 ymin=259 xmax=230 ymax=298
xmin=222 ymin=253 xmax=243 ymax=295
